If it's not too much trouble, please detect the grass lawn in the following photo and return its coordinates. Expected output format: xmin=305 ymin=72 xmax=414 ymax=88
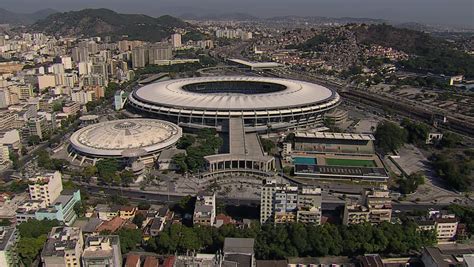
xmin=326 ymin=158 xmax=376 ymax=167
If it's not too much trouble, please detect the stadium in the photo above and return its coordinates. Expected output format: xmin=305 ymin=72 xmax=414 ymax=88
xmin=127 ymin=76 xmax=341 ymax=132
xmin=68 ymin=119 xmax=182 ymax=166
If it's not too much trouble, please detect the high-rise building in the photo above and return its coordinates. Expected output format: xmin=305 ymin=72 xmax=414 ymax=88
xmin=71 ymin=47 xmax=89 ymax=63
xmin=61 ymin=56 xmax=73 ymax=70
xmin=0 ymin=89 xmax=10 ymax=108
xmin=148 ymin=44 xmax=172 ymax=64
xmin=27 ymin=115 xmax=50 ymax=140
xmin=38 ymin=75 xmax=57 ymax=91
xmin=71 ymin=90 xmax=95 ymax=105
xmin=171 ymin=33 xmax=182 ymax=48
xmin=41 ymin=227 xmax=84 ymax=267
xmin=193 ymin=193 xmax=216 ymax=226
xmin=28 ymin=171 xmax=63 ymax=206
xmin=78 ymin=62 xmax=92 ymax=75
xmin=82 ymin=235 xmax=122 ymax=267
xmin=260 ymin=180 xmax=322 ymax=225
xmin=132 ymin=46 xmax=148 ymax=69
xmin=0 ymin=226 xmax=19 ymax=267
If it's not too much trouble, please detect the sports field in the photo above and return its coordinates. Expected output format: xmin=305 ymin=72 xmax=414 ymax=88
xmin=326 ymin=158 xmax=376 ymax=167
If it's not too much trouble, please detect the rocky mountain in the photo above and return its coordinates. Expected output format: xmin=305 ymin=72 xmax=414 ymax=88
xmin=0 ymin=8 xmax=58 ymax=25
xmin=32 ymin=8 xmax=189 ymax=42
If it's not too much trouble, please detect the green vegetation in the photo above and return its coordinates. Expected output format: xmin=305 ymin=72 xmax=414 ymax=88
xmin=9 ymin=151 xmax=20 ymax=170
xmin=431 ymin=152 xmax=473 ymax=191
xmin=260 ymin=138 xmax=276 ymax=154
xmin=401 ymin=119 xmax=430 ymax=146
xmin=144 ymin=221 xmax=435 ymax=259
xmin=0 ymin=180 xmax=28 ymax=193
xmin=27 ymin=135 xmax=41 ymax=146
xmin=17 ymin=219 xmax=60 ymax=266
xmin=398 ymin=172 xmax=425 ymax=194
xmin=96 ymin=158 xmax=119 ymax=184
xmin=33 ymin=8 xmax=187 ymax=42
xmin=118 ymin=228 xmax=143 ymax=254
xmin=0 ymin=219 xmax=11 ymax=226
xmin=326 ymin=158 xmax=376 ymax=167
xmin=446 ymin=205 xmax=474 ymax=236
xmin=438 ymin=132 xmax=462 ymax=149
xmin=35 ymin=150 xmax=69 ymax=171
xmin=182 ymin=31 xmax=210 ymax=42
xmin=176 ymin=135 xmax=196 ymax=149
xmin=374 ymin=121 xmax=407 ymax=153
xmin=353 ymin=24 xmax=474 ymax=77
xmin=172 ymin=129 xmax=223 ymax=173
xmin=132 ymin=213 xmax=146 ymax=228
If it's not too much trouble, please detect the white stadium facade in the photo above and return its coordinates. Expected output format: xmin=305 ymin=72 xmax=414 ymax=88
xmin=127 ymin=76 xmax=341 ymax=132
xmin=68 ymin=119 xmax=182 ymax=166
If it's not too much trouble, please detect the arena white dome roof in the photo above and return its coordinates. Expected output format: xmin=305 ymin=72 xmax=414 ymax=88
xmin=131 ymin=76 xmax=337 ymax=111
xmin=70 ymin=119 xmax=182 ymax=157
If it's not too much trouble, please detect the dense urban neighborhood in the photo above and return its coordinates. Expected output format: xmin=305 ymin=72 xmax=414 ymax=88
xmin=0 ymin=5 xmax=472 ymax=267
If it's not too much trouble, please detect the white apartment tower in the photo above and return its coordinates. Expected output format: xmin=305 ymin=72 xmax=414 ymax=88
xmin=28 ymin=171 xmax=63 ymax=206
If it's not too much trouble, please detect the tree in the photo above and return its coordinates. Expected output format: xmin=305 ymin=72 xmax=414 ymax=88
xmin=82 ymin=165 xmax=98 ymax=182
xmin=401 ymin=119 xmax=430 ymax=146
xmin=27 ymin=135 xmax=41 ymax=146
xmin=96 ymin=159 xmax=119 ymax=184
xmin=17 ymin=219 xmax=60 ymax=266
xmin=120 ymin=170 xmax=135 ymax=186
xmin=260 ymin=138 xmax=276 ymax=154
xmin=439 ymin=132 xmax=462 ymax=148
xmin=374 ymin=121 xmax=407 ymax=153
xmin=117 ymin=228 xmax=143 ymax=254
xmin=18 ymin=236 xmax=47 ymax=266
xmin=172 ymin=153 xmax=188 ymax=173
xmin=52 ymin=101 xmax=63 ymax=112
xmin=176 ymin=135 xmax=195 ymax=149
xmin=74 ymin=201 xmax=87 ymax=218
xmin=0 ymin=219 xmax=11 ymax=226
xmin=132 ymin=213 xmax=146 ymax=228
xmin=399 ymin=172 xmax=425 ymax=194
xmin=137 ymin=201 xmax=151 ymax=210
xmin=9 ymin=152 xmax=20 ymax=170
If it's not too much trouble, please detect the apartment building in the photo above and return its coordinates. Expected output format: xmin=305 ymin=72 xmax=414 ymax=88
xmin=28 ymin=171 xmax=63 ymax=206
xmin=343 ymin=189 xmax=392 ymax=225
xmin=260 ymin=180 xmax=322 ymax=225
xmin=41 ymin=227 xmax=84 ymax=267
xmin=193 ymin=193 xmax=216 ymax=226
xmin=82 ymin=235 xmax=122 ymax=267
xmin=0 ymin=226 xmax=19 ymax=267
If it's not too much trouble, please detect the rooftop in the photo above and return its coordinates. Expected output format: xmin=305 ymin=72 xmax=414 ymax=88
xmin=70 ymin=119 xmax=182 ymax=157
xmin=223 ymin=238 xmax=255 ymax=255
xmin=295 ymin=131 xmax=375 ymax=141
xmin=131 ymin=76 xmax=337 ymax=111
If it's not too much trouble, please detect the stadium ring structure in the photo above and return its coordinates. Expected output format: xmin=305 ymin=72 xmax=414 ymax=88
xmin=127 ymin=76 xmax=341 ymax=132
xmin=68 ymin=119 xmax=182 ymax=166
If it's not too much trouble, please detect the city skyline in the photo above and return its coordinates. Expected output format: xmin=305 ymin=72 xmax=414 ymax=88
xmin=1 ymin=0 xmax=473 ymax=27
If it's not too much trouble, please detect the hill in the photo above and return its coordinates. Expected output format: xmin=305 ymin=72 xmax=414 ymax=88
xmin=0 ymin=8 xmax=57 ymax=25
xmin=297 ymin=24 xmax=474 ymax=77
xmin=32 ymin=8 xmax=189 ymax=42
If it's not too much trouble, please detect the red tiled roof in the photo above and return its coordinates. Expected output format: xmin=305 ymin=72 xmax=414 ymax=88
xmin=143 ymin=256 xmax=159 ymax=267
xmin=163 ymin=256 xmax=176 ymax=267
xmin=216 ymin=213 xmax=233 ymax=224
xmin=120 ymin=206 xmax=137 ymax=212
xmin=125 ymin=254 xmax=141 ymax=267
xmin=96 ymin=216 xmax=126 ymax=233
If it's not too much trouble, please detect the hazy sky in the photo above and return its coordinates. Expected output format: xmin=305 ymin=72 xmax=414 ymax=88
xmin=2 ymin=0 xmax=473 ymax=27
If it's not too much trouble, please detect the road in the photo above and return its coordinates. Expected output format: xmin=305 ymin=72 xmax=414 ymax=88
xmin=80 ymin=183 xmax=452 ymax=212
